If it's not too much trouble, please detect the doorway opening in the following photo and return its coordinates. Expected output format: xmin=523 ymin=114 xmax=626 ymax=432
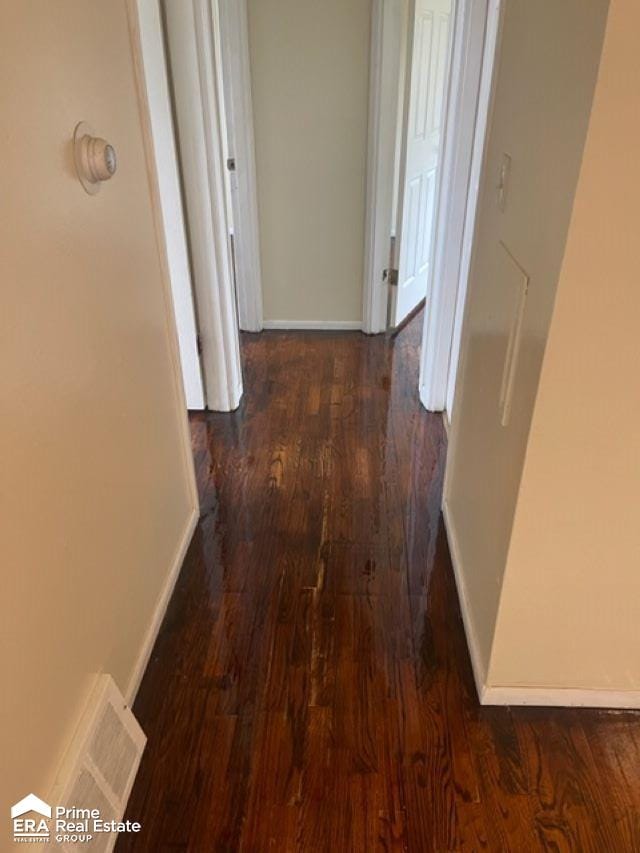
xmin=137 ymin=0 xmax=501 ymax=418
xmin=136 ymin=0 xmax=262 ymax=413
xmin=364 ymin=0 xmax=503 ymax=416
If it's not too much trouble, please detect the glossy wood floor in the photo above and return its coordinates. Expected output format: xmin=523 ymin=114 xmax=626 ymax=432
xmin=118 ymin=314 xmax=640 ymax=852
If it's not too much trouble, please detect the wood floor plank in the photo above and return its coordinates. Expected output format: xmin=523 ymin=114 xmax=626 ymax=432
xmin=117 ymin=313 xmax=640 ymax=852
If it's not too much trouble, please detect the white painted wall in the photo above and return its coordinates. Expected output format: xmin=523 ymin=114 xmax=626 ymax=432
xmin=137 ymin=0 xmax=204 ymax=410
xmin=247 ymin=0 xmax=372 ymax=326
xmin=489 ymin=0 xmax=640 ymax=696
xmin=0 ymin=0 xmax=197 ymax=829
xmin=444 ymin=0 xmax=609 ymax=686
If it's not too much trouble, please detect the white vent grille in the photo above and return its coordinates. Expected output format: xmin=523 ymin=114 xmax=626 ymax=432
xmin=89 ymin=702 xmax=139 ymax=801
xmin=52 ymin=675 xmax=146 ymax=853
xmin=65 ymin=769 xmax=117 ymax=853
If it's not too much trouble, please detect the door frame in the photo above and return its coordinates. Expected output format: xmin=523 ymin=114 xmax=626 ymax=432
xmin=133 ymin=0 xmax=206 ymax=410
xmin=442 ymin=0 xmax=502 ymax=417
xmin=419 ymin=0 xmax=502 ymax=413
xmin=216 ymin=0 xmax=264 ymax=333
xmin=164 ymin=0 xmax=243 ymax=412
xmin=127 ymin=0 xmax=200 ymax=505
xmin=364 ymin=0 xmax=502 ymax=415
xmin=363 ymin=0 xmax=406 ymax=335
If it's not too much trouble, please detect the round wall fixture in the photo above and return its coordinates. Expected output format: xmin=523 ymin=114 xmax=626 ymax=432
xmin=73 ymin=122 xmax=117 ymax=195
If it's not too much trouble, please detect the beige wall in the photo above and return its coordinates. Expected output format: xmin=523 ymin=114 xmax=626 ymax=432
xmin=445 ymin=0 xmax=609 ymax=679
xmin=489 ymin=0 xmax=640 ymax=690
xmin=0 ymin=0 xmax=196 ymax=830
xmin=247 ymin=0 xmax=371 ymax=324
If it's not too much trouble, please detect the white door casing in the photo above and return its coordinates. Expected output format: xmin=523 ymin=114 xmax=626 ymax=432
xmin=363 ymin=0 xmax=406 ymax=335
xmin=418 ymin=0 xmax=488 ymax=412
xmin=216 ymin=0 xmax=264 ymax=333
xmin=135 ymin=0 xmax=205 ymax=410
xmin=364 ymin=0 xmax=500 ymax=414
xmin=441 ymin=0 xmax=503 ymax=416
xmin=164 ymin=0 xmax=243 ymax=412
xmin=393 ymin=0 xmax=452 ymax=327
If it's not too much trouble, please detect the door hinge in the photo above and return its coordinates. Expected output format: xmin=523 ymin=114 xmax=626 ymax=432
xmin=384 ymin=268 xmax=399 ymax=287
xmin=196 ymin=333 xmax=203 ymax=356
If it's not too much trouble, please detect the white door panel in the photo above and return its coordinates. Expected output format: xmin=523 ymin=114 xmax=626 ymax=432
xmin=393 ymin=0 xmax=452 ymax=327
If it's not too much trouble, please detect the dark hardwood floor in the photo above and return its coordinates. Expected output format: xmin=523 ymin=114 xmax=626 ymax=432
xmin=118 ymin=313 xmax=640 ymax=851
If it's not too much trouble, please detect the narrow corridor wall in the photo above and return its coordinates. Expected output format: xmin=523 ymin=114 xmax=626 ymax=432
xmin=490 ymin=0 xmax=640 ymax=693
xmin=0 ymin=0 xmax=197 ymax=833
xmin=444 ymin=0 xmax=609 ymax=682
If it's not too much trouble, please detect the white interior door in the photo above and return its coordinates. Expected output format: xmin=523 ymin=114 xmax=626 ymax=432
xmin=393 ymin=0 xmax=452 ymax=327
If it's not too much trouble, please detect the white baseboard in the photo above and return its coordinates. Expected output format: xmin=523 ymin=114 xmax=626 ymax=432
xmin=442 ymin=498 xmax=489 ymax=701
xmin=483 ymin=684 xmax=640 ymax=709
xmin=443 ymin=499 xmax=640 ymax=709
xmin=125 ymin=507 xmax=199 ymax=704
xmin=262 ymin=319 xmax=363 ymax=331
xmin=442 ymin=411 xmax=451 ymax=437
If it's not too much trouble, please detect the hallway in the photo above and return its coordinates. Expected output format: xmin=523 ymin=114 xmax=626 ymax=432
xmin=118 ymin=315 xmax=640 ymax=851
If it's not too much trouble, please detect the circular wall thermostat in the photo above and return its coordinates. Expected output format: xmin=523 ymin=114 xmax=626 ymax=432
xmin=74 ymin=122 xmax=117 ymax=195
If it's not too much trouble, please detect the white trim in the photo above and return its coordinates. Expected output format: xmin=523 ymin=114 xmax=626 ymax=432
xmin=125 ymin=507 xmax=199 ymax=704
xmin=419 ymin=0 xmax=481 ymax=410
xmin=126 ymin=0 xmax=199 ymax=508
xmin=445 ymin=0 xmax=503 ymax=416
xmin=363 ymin=0 xmax=405 ymax=334
xmin=164 ymin=0 xmax=243 ymax=412
xmin=483 ymin=685 xmax=640 ymax=709
xmin=262 ymin=320 xmax=363 ymax=331
xmin=419 ymin=0 xmax=501 ymax=412
xmin=217 ymin=0 xmax=264 ymax=332
xmin=442 ymin=497 xmax=488 ymax=702
xmin=134 ymin=0 xmax=205 ymax=410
